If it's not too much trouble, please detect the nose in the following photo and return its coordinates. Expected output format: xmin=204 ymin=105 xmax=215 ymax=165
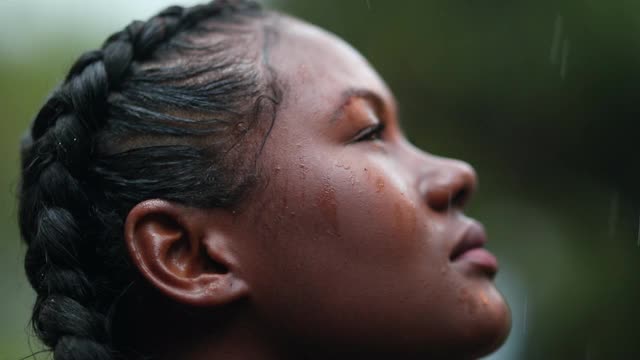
xmin=418 ymin=158 xmax=477 ymax=213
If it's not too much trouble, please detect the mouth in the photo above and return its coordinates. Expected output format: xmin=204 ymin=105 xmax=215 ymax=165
xmin=449 ymin=221 xmax=498 ymax=277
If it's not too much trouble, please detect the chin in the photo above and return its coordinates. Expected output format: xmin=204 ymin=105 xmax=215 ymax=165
xmin=465 ymin=295 xmax=512 ymax=359
xmin=436 ymin=318 xmax=510 ymax=360
xmin=406 ymin=293 xmax=512 ymax=360
xmin=431 ymin=285 xmax=511 ymax=359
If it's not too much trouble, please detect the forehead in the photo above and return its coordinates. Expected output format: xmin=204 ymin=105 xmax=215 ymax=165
xmin=268 ymin=15 xmax=392 ymax=120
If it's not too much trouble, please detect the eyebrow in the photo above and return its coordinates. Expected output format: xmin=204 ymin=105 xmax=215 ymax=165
xmin=330 ymin=87 xmax=387 ymax=124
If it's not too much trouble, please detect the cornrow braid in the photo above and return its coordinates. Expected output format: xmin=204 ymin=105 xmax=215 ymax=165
xmin=18 ymin=1 xmax=277 ymax=359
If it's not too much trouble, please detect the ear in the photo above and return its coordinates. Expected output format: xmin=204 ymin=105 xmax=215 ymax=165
xmin=124 ymin=199 xmax=249 ymax=306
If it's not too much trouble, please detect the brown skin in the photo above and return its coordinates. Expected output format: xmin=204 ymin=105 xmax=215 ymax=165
xmin=124 ymin=14 xmax=510 ymax=360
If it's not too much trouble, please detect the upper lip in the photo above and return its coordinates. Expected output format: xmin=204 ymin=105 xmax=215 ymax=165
xmin=449 ymin=221 xmax=488 ymax=261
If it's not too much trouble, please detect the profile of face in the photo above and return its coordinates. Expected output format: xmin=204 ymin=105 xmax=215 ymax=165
xmin=123 ymin=12 xmax=510 ymax=360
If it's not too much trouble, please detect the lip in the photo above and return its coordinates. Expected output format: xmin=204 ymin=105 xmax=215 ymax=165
xmin=450 ymin=222 xmax=498 ymax=277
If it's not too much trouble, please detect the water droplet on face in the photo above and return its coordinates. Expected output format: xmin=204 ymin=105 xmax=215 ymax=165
xmin=315 ymin=177 xmax=339 ymax=236
xmin=481 ymin=293 xmax=489 ymax=306
xmin=236 ymin=122 xmax=248 ymax=133
xmin=375 ymin=177 xmax=385 ymax=192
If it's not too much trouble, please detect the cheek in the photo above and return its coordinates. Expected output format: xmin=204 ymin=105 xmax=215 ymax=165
xmin=238 ymin=150 xmax=509 ymax=352
xmin=271 ymin=149 xmax=430 ymax=275
xmin=330 ymin=163 xmax=424 ymax=266
xmin=245 ymin=155 xmax=443 ymax=326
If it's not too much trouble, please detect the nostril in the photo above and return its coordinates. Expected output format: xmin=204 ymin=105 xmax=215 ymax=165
xmin=451 ymin=187 xmax=470 ymax=209
xmin=425 ymin=187 xmax=452 ymax=212
xmin=423 ymin=180 xmax=473 ymax=213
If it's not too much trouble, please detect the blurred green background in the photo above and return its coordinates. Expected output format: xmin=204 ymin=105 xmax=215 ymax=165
xmin=1 ymin=0 xmax=639 ymax=359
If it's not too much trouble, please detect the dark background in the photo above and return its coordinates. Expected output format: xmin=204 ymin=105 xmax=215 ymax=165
xmin=2 ymin=1 xmax=639 ymax=359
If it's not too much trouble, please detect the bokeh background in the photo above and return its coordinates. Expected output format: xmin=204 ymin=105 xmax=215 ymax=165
xmin=1 ymin=0 xmax=639 ymax=359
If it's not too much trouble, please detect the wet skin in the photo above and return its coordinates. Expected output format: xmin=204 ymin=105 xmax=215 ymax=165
xmin=226 ymin=16 xmax=511 ymax=358
xmin=125 ymin=14 xmax=511 ymax=360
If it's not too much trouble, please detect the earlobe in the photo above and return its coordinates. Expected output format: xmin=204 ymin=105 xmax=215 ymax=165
xmin=124 ymin=199 xmax=249 ymax=307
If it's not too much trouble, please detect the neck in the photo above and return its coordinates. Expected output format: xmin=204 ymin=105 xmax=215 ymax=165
xmin=115 ymin=288 xmax=284 ymax=360
xmin=156 ymin=308 xmax=282 ymax=360
xmin=115 ymin=288 xmax=468 ymax=360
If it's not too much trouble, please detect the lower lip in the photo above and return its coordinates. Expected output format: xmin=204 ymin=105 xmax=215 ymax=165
xmin=455 ymin=248 xmax=499 ymax=275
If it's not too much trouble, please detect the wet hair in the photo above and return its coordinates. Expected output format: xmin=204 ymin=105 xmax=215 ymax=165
xmin=17 ymin=1 xmax=281 ymax=359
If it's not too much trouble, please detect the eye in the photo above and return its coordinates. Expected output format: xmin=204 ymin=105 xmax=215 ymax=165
xmin=353 ymin=123 xmax=385 ymax=143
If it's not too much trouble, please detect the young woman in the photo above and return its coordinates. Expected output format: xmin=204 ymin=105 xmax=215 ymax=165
xmin=18 ymin=1 xmax=511 ymax=359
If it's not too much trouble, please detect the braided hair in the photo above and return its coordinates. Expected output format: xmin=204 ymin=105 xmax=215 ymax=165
xmin=18 ymin=1 xmax=280 ymax=359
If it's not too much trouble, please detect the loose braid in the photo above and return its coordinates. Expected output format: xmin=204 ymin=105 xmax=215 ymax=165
xmin=18 ymin=1 xmax=277 ymax=359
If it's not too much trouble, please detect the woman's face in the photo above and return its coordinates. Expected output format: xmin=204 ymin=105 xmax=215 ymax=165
xmin=229 ymin=16 xmax=510 ymax=358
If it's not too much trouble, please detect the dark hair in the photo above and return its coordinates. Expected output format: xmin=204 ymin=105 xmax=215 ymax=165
xmin=18 ymin=1 xmax=280 ymax=359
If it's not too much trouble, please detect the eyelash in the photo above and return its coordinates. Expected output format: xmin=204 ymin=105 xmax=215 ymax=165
xmin=353 ymin=123 xmax=385 ymax=142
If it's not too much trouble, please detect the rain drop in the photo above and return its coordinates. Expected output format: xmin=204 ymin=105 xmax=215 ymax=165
xmin=550 ymin=14 xmax=563 ymax=65
xmin=522 ymin=294 xmax=528 ymax=336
